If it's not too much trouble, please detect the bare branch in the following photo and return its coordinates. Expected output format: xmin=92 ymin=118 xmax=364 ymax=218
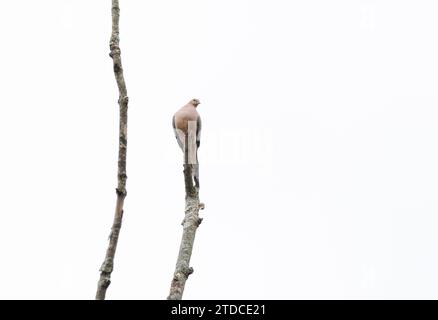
xmin=96 ymin=0 xmax=129 ymax=300
xmin=168 ymin=135 xmax=204 ymax=300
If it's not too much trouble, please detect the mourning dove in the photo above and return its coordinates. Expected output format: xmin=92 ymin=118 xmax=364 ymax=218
xmin=172 ymin=99 xmax=202 ymax=188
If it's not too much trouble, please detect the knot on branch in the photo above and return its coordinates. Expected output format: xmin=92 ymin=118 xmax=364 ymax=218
xmin=183 ymin=266 xmax=194 ymax=277
xmin=109 ymin=49 xmax=120 ymax=59
xmin=115 ymin=187 xmax=127 ymax=197
xmin=173 ymin=263 xmax=194 ymax=280
xmin=199 ymin=203 xmax=205 ymax=210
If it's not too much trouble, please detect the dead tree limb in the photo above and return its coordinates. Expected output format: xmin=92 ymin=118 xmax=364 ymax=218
xmin=168 ymin=134 xmax=204 ymax=300
xmin=96 ymin=0 xmax=129 ymax=300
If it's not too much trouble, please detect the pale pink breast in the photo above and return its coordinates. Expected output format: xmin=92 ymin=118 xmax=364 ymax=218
xmin=174 ymin=108 xmax=199 ymax=133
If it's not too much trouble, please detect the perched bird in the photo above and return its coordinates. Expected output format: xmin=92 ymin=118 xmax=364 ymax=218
xmin=172 ymin=99 xmax=202 ymax=188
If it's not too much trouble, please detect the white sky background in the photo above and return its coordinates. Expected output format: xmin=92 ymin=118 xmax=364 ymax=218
xmin=0 ymin=0 xmax=437 ymax=299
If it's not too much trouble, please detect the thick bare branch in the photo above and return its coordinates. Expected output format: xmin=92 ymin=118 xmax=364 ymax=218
xmin=168 ymin=136 xmax=204 ymax=300
xmin=96 ymin=0 xmax=129 ymax=300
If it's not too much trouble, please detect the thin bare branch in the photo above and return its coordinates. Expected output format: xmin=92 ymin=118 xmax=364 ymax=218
xmin=96 ymin=0 xmax=129 ymax=300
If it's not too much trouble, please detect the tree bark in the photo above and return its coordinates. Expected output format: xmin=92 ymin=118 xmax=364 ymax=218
xmin=168 ymin=136 xmax=204 ymax=300
xmin=96 ymin=0 xmax=129 ymax=300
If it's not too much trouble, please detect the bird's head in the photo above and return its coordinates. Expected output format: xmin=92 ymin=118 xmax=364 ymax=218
xmin=190 ymin=98 xmax=201 ymax=107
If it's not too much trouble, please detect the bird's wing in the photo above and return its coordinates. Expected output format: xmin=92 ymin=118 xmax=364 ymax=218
xmin=172 ymin=115 xmax=184 ymax=151
xmin=196 ymin=115 xmax=201 ymax=148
